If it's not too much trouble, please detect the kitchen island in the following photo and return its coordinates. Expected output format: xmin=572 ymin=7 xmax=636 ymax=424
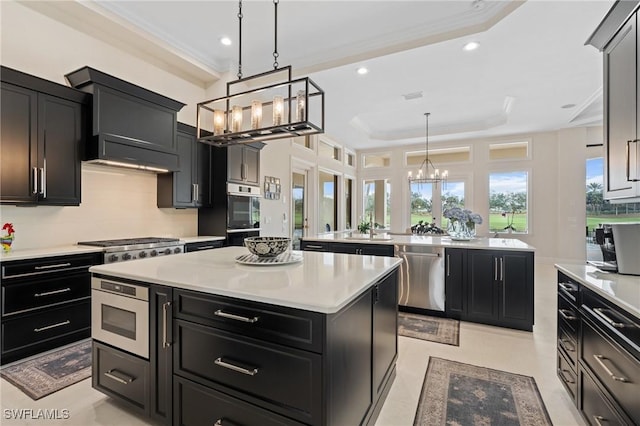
xmin=89 ymin=246 xmax=402 ymax=426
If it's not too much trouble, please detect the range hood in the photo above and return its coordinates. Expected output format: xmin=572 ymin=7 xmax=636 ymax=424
xmin=65 ymin=66 xmax=185 ymax=172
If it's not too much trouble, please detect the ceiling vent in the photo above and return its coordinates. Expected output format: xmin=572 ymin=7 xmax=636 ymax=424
xmin=403 ymin=91 xmax=423 ymax=101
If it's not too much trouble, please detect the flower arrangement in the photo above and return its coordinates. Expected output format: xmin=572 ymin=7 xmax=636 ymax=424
xmin=443 ymin=208 xmax=482 ymax=239
xmin=1 ymin=223 xmax=15 ymax=253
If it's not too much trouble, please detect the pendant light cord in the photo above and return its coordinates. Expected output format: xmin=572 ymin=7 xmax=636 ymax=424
xmin=237 ymin=0 xmax=243 ymax=79
xmin=273 ymin=0 xmax=279 ymax=69
xmin=425 ymin=112 xmax=431 ymax=168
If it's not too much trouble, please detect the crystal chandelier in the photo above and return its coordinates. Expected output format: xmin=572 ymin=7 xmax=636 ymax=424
xmin=408 ymin=113 xmax=448 ymax=185
xmin=196 ymin=0 xmax=325 ymax=147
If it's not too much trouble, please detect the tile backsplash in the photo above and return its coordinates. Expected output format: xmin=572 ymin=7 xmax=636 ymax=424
xmin=0 ymin=163 xmax=197 ymax=250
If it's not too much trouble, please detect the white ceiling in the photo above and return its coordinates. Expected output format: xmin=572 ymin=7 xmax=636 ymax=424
xmin=24 ymin=0 xmax=614 ymax=150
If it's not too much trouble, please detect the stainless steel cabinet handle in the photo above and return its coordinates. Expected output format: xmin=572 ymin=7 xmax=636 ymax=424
xmin=558 ymin=309 xmax=577 ymax=321
xmin=162 ymin=301 xmax=171 ymax=349
xmin=214 ymin=309 xmax=259 ymax=323
xmin=34 ymin=287 xmax=71 ymax=297
xmin=34 ymin=263 xmax=72 ymax=270
xmin=399 ymin=252 xmax=440 ymax=258
xmin=499 ymin=257 xmax=504 ymax=281
xmin=626 ymin=139 xmax=639 ymax=182
xmin=305 ymin=244 xmax=324 ymax=249
xmin=196 ymin=245 xmax=215 ymax=250
xmin=196 ymin=183 xmax=199 ymax=202
xmin=494 ymin=258 xmax=498 ymax=281
xmin=104 ymin=369 xmax=134 ymax=385
xmin=214 ymin=357 xmax=258 ymax=376
xmin=32 ymin=167 xmax=38 ymax=194
xmin=34 ymin=320 xmax=70 ymax=332
xmin=42 ymin=158 xmax=47 ymax=197
xmin=593 ymin=308 xmax=630 ymax=329
xmin=39 ymin=167 xmax=45 ymax=196
xmin=559 ymin=338 xmax=575 ymax=353
xmin=593 ymin=354 xmax=629 ymax=382
xmin=192 ymin=183 xmax=197 ymax=202
xmin=446 ymin=255 xmax=450 ymax=277
xmin=558 ymin=282 xmax=577 ymax=293
xmin=214 ymin=420 xmax=223 ymax=426
xmin=593 ymin=415 xmax=606 ymax=426
xmin=558 ymin=368 xmax=575 ymax=384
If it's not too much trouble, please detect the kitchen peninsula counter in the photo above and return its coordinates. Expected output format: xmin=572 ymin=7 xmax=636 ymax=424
xmin=303 ymin=233 xmax=536 ymax=251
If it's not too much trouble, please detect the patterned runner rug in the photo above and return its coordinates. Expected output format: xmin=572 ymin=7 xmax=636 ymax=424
xmin=414 ymin=357 xmax=552 ymax=426
xmin=398 ymin=312 xmax=460 ymax=346
xmin=0 ymin=339 xmax=92 ymax=400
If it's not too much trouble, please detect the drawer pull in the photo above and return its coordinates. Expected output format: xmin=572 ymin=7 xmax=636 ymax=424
xmin=593 ymin=415 xmax=606 ymax=426
xmin=593 ymin=355 xmax=629 ymax=383
xmin=559 ymin=338 xmax=576 ymax=353
xmin=34 ymin=263 xmax=72 ymax=270
xmin=214 ymin=310 xmax=259 ymax=323
xmin=104 ymin=369 xmax=134 ymax=385
xmin=34 ymin=287 xmax=71 ymax=297
xmin=558 ymin=282 xmax=577 ymax=292
xmin=305 ymin=244 xmax=324 ymax=249
xmin=214 ymin=419 xmax=240 ymax=426
xmin=593 ymin=308 xmax=631 ymax=329
xmin=196 ymin=245 xmax=215 ymax=250
xmin=33 ymin=320 xmax=70 ymax=332
xmin=558 ymin=309 xmax=577 ymax=321
xmin=214 ymin=357 xmax=259 ymax=376
xmin=558 ymin=368 xmax=575 ymax=384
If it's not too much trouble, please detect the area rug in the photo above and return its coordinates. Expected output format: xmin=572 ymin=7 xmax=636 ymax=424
xmin=414 ymin=357 xmax=552 ymax=426
xmin=0 ymin=339 xmax=92 ymax=400
xmin=398 ymin=312 xmax=460 ymax=346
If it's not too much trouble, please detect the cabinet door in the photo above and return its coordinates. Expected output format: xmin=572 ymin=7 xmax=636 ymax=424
xmin=173 ymin=130 xmax=196 ymax=207
xmin=444 ymin=248 xmax=466 ymax=318
xmin=243 ymin=146 xmax=260 ymax=185
xmin=499 ymin=251 xmax=534 ymax=330
xmin=361 ymin=244 xmax=394 ymax=257
xmin=329 ymin=242 xmax=358 ymax=254
xmin=195 ymin=141 xmax=211 ymax=206
xmin=38 ymin=94 xmax=82 ymax=205
xmin=604 ymin=16 xmax=639 ymax=199
xmin=372 ymin=271 xmax=398 ymax=398
xmin=0 ymin=82 xmax=38 ymax=203
xmin=466 ymin=250 xmax=498 ymax=322
xmin=227 ymin=145 xmax=244 ymax=183
xmin=150 ymin=286 xmax=172 ymax=424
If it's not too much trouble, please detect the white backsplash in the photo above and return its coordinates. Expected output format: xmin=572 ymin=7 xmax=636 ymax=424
xmin=0 ymin=163 xmax=197 ymax=251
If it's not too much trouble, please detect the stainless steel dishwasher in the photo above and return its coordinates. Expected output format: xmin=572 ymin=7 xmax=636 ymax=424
xmin=394 ymin=244 xmax=445 ymax=311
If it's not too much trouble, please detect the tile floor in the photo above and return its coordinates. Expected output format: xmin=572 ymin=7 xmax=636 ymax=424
xmin=0 ymin=262 xmax=584 ymax=426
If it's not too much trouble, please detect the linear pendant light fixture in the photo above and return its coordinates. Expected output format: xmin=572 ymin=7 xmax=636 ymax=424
xmin=408 ymin=113 xmax=448 ymax=186
xmin=197 ymin=0 xmax=325 ymax=147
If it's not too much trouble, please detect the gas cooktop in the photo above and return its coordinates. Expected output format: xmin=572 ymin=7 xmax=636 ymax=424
xmin=78 ymin=237 xmax=180 ymax=248
xmin=78 ymin=237 xmax=184 ymax=263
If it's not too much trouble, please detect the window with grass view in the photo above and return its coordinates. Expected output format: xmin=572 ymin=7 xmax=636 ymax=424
xmin=363 ymin=179 xmax=391 ymax=229
xmin=441 ymin=182 xmax=465 ymax=228
xmin=489 ymin=171 xmax=528 ymax=233
xmin=409 ymin=182 xmax=433 ymax=227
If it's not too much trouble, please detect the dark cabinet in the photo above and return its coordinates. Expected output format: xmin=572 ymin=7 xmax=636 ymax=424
xmin=157 ymin=123 xmax=211 ymax=208
xmin=1 ymin=68 xmax=86 ymax=206
xmin=444 ymin=248 xmax=466 ymax=319
xmin=150 ymin=285 xmax=173 ymax=424
xmin=301 ymin=240 xmax=394 ymax=257
xmin=465 ymin=249 xmax=534 ymax=331
xmin=183 ymin=239 xmax=224 ymax=252
xmin=227 ymin=144 xmax=261 ymax=186
xmin=0 ymin=252 xmax=102 ymax=364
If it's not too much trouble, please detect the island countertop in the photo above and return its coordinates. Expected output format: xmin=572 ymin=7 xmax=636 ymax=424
xmin=555 ymin=263 xmax=640 ymax=319
xmin=90 ymin=246 xmax=402 ymax=314
xmin=303 ymin=233 xmax=535 ymax=251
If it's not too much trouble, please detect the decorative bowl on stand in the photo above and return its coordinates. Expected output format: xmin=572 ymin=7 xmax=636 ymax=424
xmin=244 ymin=237 xmax=291 ymax=258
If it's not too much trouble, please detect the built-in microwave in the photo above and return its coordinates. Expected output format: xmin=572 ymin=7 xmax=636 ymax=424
xmin=227 ymin=183 xmax=261 ymax=230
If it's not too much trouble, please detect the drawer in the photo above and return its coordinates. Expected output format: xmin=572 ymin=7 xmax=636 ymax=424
xmin=1 ymin=300 xmax=90 ymax=353
xmin=174 ymin=376 xmax=304 ymax=426
xmin=579 ymin=366 xmax=631 ymax=426
xmin=1 ymin=253 xmax=101 ymax=280
xmin=557 ymin=272 xmax=579 ymax=305
xmin=299 ymin=241 xmax=328 ymax=252
xmin=93 ymin=341 xmax=149 ymax=414
xmin=558 ymin=293 xmax=579 ymax=335
xmin=184 ymin=240 xmax=224 ymax=252
xmin=175 ymin=290 xmax=323 ymax=353
xmin=2 ymin=271 xmax=90 ymax=316
xmin=558 ymin=324 xmax=578 ymax=368
xmin=557 ymin=349 xmax=577 ymax=402
xmin=175 ymin=320 xmax=321 ymax=424
xmin=582 ymin=318 xmax=640 ymax=424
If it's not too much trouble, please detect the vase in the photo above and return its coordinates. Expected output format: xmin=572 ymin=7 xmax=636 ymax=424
xmin=1 ymin=236 xmax=14 ymax=253
xmin=447 ymin=221 xmax=474 ymax=240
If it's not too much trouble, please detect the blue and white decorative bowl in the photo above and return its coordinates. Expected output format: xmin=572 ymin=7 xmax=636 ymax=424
xmin=244 ymin=237 xmax=291 ymax=258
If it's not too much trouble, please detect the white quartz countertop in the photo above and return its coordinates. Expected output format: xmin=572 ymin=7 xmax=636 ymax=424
xmin=180 ymin=236 xmax=226 ymax=244
xmin=90 ymin=246 xmax=403 ymax=314
xmin=0 ymin=245 xmax=103 ymax=262
xmin=555 ymin=263 xmax=640 ymax=319
xmin=304 ymin=233 xmax=535 ymax=251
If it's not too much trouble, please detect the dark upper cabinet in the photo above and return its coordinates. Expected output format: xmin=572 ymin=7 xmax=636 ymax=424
xmin=444 ymin=248 xmax=466 ymax=319
xmin=1 ymin=68 xmax=85 ymax=206
xmin=227 ymin=144 xmax=262 ymax=186
xmin=157 ymin=123 xmax=210 ymax=208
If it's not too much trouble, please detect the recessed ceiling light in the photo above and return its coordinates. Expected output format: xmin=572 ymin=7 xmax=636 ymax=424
xmin=220 ymin=37 xmax=232 ymax=46
xmin=561 ymin=103 xmax=576 ymax=109
xmin=356 ymin=67 xmax=369 ymax=75
xmin=463 ymin=41 xmax=480 ymax=51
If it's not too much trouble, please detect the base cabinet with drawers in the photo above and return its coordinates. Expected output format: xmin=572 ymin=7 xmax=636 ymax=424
xmin=300 ymin=240 xmax=394 ymax=257
xmin=556 ymin=271 xmax=639 ymax=425
xmin=0 ymin=252 xmax=102 ymax=365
